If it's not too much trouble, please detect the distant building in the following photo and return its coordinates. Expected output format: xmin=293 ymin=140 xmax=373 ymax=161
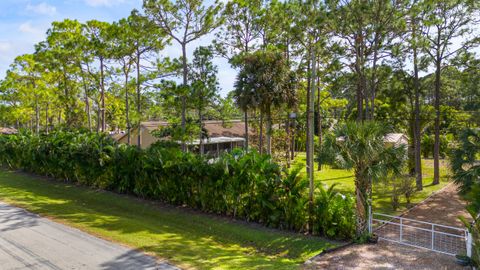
xmin=383 ymin=133 xmax=409 ymax=147
xmin=113 ymin=120 xmax=251 ymax=156
xmin=0 ymin=127 xmax=17 ymax=135
xmin=337 ymin=133 xmax=409 ymax=147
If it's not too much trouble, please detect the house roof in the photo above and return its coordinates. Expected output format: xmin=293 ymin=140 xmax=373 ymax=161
xmin=384 ymin=133 xmax=408 ymax=144
xmin=141 ymin=120 xmax=251 ymax=138
xmin=113 ymin=120 xmax=251 ymax=143
xmin=337 ymin=133 xmax=408 ymax=144
xmin=0 ymin=127 xmax=17 ymax=135
xmin=109 ymin=132 xmax=126 ymax=141
xmin=186 ymin=136 xmax=245 ymax=145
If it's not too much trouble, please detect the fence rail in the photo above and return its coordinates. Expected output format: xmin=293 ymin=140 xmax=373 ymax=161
xmin=371 ymin=212 xmax=469 ymax=256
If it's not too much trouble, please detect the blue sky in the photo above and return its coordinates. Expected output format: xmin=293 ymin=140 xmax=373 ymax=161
xmin=0 ymin=0 xmax=235 ymax=96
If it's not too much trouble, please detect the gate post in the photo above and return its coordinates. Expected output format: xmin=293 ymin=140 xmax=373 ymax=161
xmin=431 ymin=224 xmax=435 ymax=251
xmin=400 ymin=218 xmax=403 ymax=242
xmin=368 ymin=205 xmax=372 ymax=234
xmin=467 ymin=231 xmax=472 ymax=257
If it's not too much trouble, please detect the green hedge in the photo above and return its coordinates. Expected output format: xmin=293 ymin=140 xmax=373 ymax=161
xmin=0 ymin=131 xmax=355 ymax=239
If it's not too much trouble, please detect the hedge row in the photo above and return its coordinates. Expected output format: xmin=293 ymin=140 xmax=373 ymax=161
xmin=0 ymin=131 xmax=355 ymax=239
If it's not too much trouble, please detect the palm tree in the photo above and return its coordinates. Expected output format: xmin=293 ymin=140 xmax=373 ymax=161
xmin=451 ymin=128 xmax=480 ymax=265
xmin=233 ymin=80 xmax=256 ymax=151
xmin=450 ymin=128 xmax=480 ymax=195
xmin=234 ymin=50 xmax=292 ymax=155
xmin=330 ymin=121 xmax=405 ymax=236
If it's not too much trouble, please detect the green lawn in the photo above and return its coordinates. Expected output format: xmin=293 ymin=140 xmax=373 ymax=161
xmin=0 ymin=170 xmax=336 ymax=270
xmin=291 ymin=153 xmax=450 ymax=214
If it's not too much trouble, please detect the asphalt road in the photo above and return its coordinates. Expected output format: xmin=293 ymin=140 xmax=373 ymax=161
xmin=0 ymin=202 xmax=179 ymax=270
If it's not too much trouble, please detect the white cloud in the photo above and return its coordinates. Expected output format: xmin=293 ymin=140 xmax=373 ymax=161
xmin=0 ymin=42 xmax=12 ymax=53
xmin=19 ymin=22 xmax=42 ymax=35
xmin=26 ymin=2 xmax=57 ymax=16
xmin=84 ymin=0 xmax=125 ymax=7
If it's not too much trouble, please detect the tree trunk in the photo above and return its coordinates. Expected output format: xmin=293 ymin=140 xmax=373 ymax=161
xmin=100 ymin=57 xmax=106 ymax=132
xmin=96 ymin=101 xmax=101 ymax=133
xmin=181 ymin=43 xmax=188 ymax=152
xmin=244 ymin=111 xmax=249 ymax=151
xmin=243 ymin=44 xmax=249 ymax=152
xmin=80 ymin=66 xmax=92 ymax=131
xmin=306 ymin=52 xmax=311 ymax=176
xmin=35 ymin=96 xmax=39 ymax=134
xmin=85 ymin=91 xmax=91 ymax=132
xmin=369 ymin=34 xmax=380 ymax=121
xmin=307 ymin=48 xmax=316 ymax=231
xmin=433 ymin=48 xmax=441 ymax=185
xmin=286 ymin=114 xmax=291 ymax=168
xmin=355 ymin=172 xmax=369 ymax=237
xmin=125 ymin=73 xmax=131 ymax=145
xmin=259 ymin=111 xmax=264 ymax=155
xmin=266 ymin=109 xmax=272 ymax=155
xmin=45 ymin=103 xmax=49 ymax=134
xmin=412 ymin=26 xmax=423 ymax=190
xmin=62 ymin=68 xmax=70 ymax=127
xmin=33 ymin=79 xmax=39 ymax=134
xmin=199 ymin=108 xmax=204 ymax=155
xmin=291 ymin=117 xmax=295 ymax=160
xmin=136 ymin=51 xmax=142 ymax=148
xmin=317 ymin=80 xmax=322 ymax=171
xmin=408 ymin=117 xmax=416 ymax=175
xmin=355 ymin=33 xmax=364 ymax=122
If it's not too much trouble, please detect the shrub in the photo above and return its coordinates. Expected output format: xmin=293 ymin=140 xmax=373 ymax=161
xmin=389 ymin=176 xmax=417 ymax=210
xmin=0 ymin=131 xmax=355 ymax=239
xmin=312 ymin=184 xmax=355 ymax=239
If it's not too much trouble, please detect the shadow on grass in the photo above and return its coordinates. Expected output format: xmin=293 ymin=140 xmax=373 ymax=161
xmin=0 ymin=170 xmax=336 ymax=270
xmin=318 ymin=175 xmax=353 ymax=182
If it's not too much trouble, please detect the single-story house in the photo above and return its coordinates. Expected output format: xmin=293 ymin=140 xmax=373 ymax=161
xmin=113 ymin=120 xmax=251 ymax=155
xmin=0 ymin=127 xmax=18 ymax=135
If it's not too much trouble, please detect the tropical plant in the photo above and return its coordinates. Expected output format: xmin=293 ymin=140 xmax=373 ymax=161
xmin=234 ymin=49 xmax=296 ymax=155
xmin=451 ymin=128 xmax=479 ymax=264
xmin=0 ymin=131 xmax=354 ymax=239
xmin=324 ymin=121 xmax=406 ymax=237
xmin=312 ymin=183 xmax=355 ymax=239
xmin=450 ymin=128 xmax=480 ymax=194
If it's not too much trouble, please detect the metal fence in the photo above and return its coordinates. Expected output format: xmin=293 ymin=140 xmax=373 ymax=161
xmin=371 ymin=212 xmax=470 ymax=256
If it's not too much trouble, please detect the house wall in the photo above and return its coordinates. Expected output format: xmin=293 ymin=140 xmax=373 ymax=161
xmin=117 ymin=126 xmax=246 ymax=152
xmin=118 ymin=127 xmax=160 ymax=149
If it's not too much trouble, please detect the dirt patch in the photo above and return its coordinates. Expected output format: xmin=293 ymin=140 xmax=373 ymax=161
xmin=304 ymin=240 xmax=467 ymax=270
xmin=306 ymin=183 xmax=471 ymax=270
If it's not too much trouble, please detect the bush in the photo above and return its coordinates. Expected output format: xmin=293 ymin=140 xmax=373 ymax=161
xmin=0 ymin=131 xmax=355 ymax=239
xmin=421 ymin=134 xmax=452 ymax=159
xmin=312 ymin=184 xmax=355 ymax=238
xmin=389 ymin=176 xmax=417 ymax=210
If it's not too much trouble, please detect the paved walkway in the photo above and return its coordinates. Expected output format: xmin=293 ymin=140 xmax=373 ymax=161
xmin=305 ymin=183 xmax=471 ymax=270
xmin=0 ymin=202 xmax=179 ymax=270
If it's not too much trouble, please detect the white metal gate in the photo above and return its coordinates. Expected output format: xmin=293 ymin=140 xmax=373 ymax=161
xmin=371 ymin=212 xmax=471 ymax=256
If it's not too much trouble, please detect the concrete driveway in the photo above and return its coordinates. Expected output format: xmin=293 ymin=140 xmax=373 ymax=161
xmin=0 ymin=202 xmax=179 ymax=270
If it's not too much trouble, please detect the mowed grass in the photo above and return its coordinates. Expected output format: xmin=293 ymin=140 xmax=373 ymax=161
xmin=291 ymin=153 xmax=450 ymax=215
xmin=0 ymin=170 xmax=337 ymax=270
